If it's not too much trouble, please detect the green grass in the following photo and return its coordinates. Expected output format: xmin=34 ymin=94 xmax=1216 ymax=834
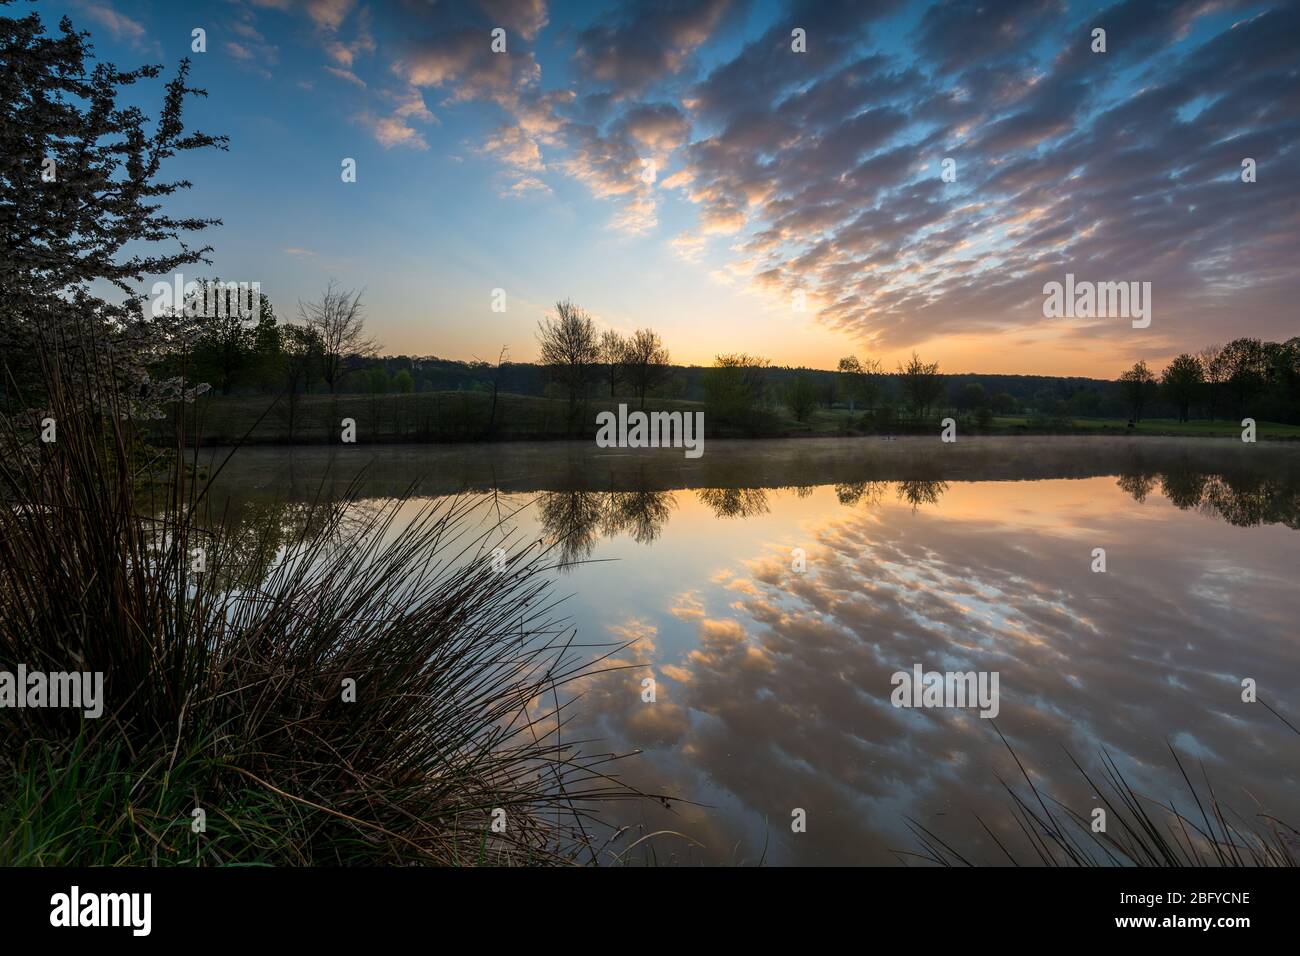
xmin=166 ymin=391 xmax=707 ymax=444
xmin=991 ymin=416 xmax=1300 ymax=437
xmin=155 ymin=390 xmax=1300 ymax=445
xmin=1 ymin=732 xmax=299 ymax=866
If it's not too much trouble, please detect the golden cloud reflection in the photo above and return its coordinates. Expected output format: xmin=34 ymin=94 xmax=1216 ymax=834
xmin=562 ymin=473 xmax=1300 ymax=864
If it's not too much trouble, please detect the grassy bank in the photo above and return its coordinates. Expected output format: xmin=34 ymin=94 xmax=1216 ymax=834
xmin=1 ymin=348 xmax=643 ymax=866
xmin=163 ymin=391 xmax=706 ymax=444
xmin=157 ymin=391 xmax=1300 ymax=445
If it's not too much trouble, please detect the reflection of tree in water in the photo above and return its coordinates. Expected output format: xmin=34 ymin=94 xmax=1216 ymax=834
xmin=538 ymin=488 xmax=677 ymax=569
xmin=695 ymin=487 xmax=770 ymax=519
xmin=1159 ymin=470 xmax=1210 ymax=509
xmin=1116 ymin=471 xmax=1160 ymax=503
xmin=1117 ymin=465 xmax=1300 ymax=529
xmin=1200 ymin=476 xmax=1300 ymax=528
xmin=896 ymin=479 xmax=949 ymax=512
xmin=538 ymin=490 xmax=606 ymax=569
xmin=603 ymin=490 xmax=676 ymax=545
xmin=835 ymin=481 xmax=889 ymax=507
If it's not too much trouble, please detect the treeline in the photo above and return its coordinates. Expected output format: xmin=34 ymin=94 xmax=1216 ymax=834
xmin=162 ymin=287 xmax=1300 ymax=428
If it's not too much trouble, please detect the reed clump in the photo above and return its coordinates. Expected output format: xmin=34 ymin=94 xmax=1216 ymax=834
xmin=0 ymin=332 xmax=640 ymax=865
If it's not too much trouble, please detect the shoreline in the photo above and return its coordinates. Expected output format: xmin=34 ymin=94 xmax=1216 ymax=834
xmin=192 ymin=434 xmax=1300 ymax=497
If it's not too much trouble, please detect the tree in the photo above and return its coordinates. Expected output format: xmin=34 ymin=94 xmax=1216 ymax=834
xmin=477 ymin=346 xmax=509 ymax=437
xmin=622 ymin=328 xmax=671 ymax=409
xmin=392 ymin=369 xmax=414 ymax=394
xmin=189 ymin=280 xmax=272 ymax=395
xmin=897 ymin=352 xmax=944 ymax=421
xmin=955 ymin=381 xmax=988 ymax=412
xmin=1272 ymin=338 xmax=1300 ymax=410
xmin=536 ymin=300 xmax=599 ymax=417
xmin=786 ymin=374 xmax=818 ymax=422
xmin=0 ymin=5 xmax=227 ymax=415
xmin=1160 ymin=354 xmax=1203 ymax=422
xmin=280 ymin=323 xmax=322 ymax=442
xmin=837 ymin=356 xmax=862 ymax=411
xmin=1219 ymin=337 xmax=1269 ymax=418
xmin=250 ymin=299 xmax=283 ymax=393
xmin=1119 ymin=360 xmax=1158 ymax=421
xmin=1069 ymin=388 xmax=1103 ymax=417
xmin=837 ymin=355 xmax=881 ymax=412
xmin=298 ymin=281 xmax=375 ymax=394
xmin=599 ymin=329 xmax=626 ymax=397
xmin=991 ymin=392 xmax=1019 ymax=415
xmin=702 ymin=353 xmax=769 ymax=425
xmin=1197 ymin=344 xmax=1226 ymax=419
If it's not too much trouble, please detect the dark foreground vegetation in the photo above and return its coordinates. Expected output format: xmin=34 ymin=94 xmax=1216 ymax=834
xmin=0 ymin=5 xmax=640 ymax=865
xmin=0 ymin=332 xmax=644 ymax=865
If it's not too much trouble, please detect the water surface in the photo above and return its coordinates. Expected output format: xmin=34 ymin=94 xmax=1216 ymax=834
xmin=200 ymin=437 xmax=1300 ymax=864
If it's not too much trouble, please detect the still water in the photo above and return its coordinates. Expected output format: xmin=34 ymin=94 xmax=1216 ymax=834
xmin=202 ymin=437 xmax=1300 ymax=865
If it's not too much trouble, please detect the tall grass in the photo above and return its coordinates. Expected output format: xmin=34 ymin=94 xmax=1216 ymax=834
xmin=905 ymin=718 xmax=1300 ymax=867
xmin=0 ymin=328 xmax=643 ymax=865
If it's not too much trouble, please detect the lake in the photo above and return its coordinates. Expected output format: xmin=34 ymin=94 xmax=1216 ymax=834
xmin=197 ymin=436 xmax=1300 ymax=865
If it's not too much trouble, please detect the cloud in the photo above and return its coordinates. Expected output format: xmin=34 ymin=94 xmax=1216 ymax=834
xmin=356 ymin=112 xmax=429 ymax=150
xmin=573 ymin=0 xmax=736 ymax=96
xmin=263 ymin=0 xmax=1299 ymax=349
xmin=665 ymin=0 xmax=1300 ymax=359
xmin=73 ymin=1 xmax=150 ymax=51
xmin=325 ymin=65 xmax=366 ymax=88
xmin=305 ymin=0 xmax=356 ymax=32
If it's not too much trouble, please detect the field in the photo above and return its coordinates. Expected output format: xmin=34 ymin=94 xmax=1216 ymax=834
xmin=158 ymin=391 xmax=1300 ymax=445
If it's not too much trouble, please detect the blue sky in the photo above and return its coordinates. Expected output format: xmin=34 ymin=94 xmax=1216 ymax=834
xmin=28 ymin=0 xmax=1300 ymax=374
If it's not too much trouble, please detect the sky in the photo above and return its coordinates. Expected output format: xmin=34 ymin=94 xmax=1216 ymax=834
xmin=28 ymin=0 xmax=1300 ymax=376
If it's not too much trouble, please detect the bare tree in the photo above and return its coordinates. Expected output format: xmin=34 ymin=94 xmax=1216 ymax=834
xmin=599 ymin=329 xmax=627 ymax=397
xmin=622 ymin=328 xmax=671 ymax=409
xmin=298 ymin=281 xmax=376 ymax=393
xmin=536 ymin=300 xmax=599 ymax=416
xmin=475 ymin=346 xmax=510 ymax=437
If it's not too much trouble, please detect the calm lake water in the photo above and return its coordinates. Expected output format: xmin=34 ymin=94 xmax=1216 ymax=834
xmin=201 ymin=437 xmax=1300 ymax=865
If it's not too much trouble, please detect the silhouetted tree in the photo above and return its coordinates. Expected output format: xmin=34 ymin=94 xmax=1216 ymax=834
xmin=0 ymin=4 xmax=226 ymax=413
xmin=898 ymin=352 xmax=944 ymax=421
xmin=1119 ymin=360 xmax=1158 ymax=421
xmin=299 ymin=281 xmax=375 ymax=394
xmin=1160 ymin=353 xmax=1203 ymax=423
xmin=536 ymin=300 xmax=599 ymax=417
xmin=1197 ymin=343 xmax=1226 ymax=420
xmin=622 ymin=328 xmax=670 ymax=409
xmin=598 ymin=329 xmax=626 ymax=397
